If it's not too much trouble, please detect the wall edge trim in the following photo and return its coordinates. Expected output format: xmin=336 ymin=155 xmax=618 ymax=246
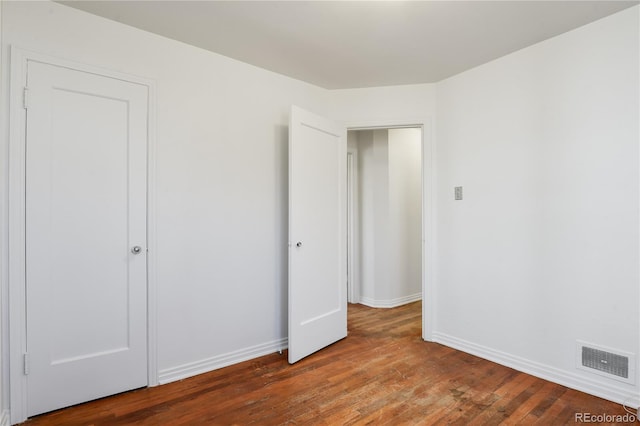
xmin=0 ymin=409 xmax=10 ymax=426
xmin=359 ymin=293 xmax=422 ymax=309
xmin=158 ymin=338 xmax=288 ymax=385
xmin=433 ymin=332 xmax=640 ymax=409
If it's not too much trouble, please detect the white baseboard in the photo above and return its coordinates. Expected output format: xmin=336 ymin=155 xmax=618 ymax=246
xmin=360 ymin=293 xmax=422 ymax=308
xmin=0 ymin=409 xmax=9 ymax=426
xmin=158 ymin=338 xmax=288 ymax=385
xmin=433 ymin=332 xmax=640 ymax=409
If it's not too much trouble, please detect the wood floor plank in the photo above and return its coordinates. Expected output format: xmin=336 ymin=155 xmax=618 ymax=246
xmin=24 ymin=302 xmax=633 ymax=425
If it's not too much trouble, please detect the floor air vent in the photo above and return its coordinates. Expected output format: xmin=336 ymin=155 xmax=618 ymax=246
xmin=582 ymin=346 xmax=628 ymax=378
xmin=577 ymin=341 xmax=635 ymax=384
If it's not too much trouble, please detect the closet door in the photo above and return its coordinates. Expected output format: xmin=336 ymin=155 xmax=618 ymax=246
xmin=25 ymin=60 xmax=149 ymax=416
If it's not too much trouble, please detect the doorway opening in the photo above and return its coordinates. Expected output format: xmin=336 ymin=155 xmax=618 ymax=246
xmin=346 ymin=127 xmax=423 ymax=314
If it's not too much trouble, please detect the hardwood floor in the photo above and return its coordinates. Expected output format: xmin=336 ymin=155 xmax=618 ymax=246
xmin=26 ymin=302 xmax=633 ymax=425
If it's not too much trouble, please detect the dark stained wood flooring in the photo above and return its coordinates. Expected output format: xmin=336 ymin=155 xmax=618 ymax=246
xmin=25 ymin=302 xmax=633 ymax=425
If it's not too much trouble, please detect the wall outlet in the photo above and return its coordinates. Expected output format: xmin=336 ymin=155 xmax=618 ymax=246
xmin=454 ymin=186 xmax=463 ymax=200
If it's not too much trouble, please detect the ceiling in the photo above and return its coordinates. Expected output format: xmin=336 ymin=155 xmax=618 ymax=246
xmin=58 ymin=1 xmax=639 ymax=89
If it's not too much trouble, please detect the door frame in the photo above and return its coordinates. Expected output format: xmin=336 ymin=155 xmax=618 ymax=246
xmin=345 ymin=118 xmax=434 ymax=342
xmin=7 ymin=47 xmax=158 ymax=424
xmin=346 ymin=151 xmax=359 ymax=304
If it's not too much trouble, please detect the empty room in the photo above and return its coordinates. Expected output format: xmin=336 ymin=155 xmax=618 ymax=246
xmin=0 ymin=1 xmax=639 ymax=424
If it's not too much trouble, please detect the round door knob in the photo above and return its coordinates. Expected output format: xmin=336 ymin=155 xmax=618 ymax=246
xmin=296 ymin=242 xmax=303 ymax=248
xmin=131 ymin=246 xmax=143 ymax=254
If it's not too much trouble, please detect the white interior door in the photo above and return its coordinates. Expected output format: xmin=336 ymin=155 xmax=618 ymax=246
xmin=25 ymin=60 xmax=148 ymax=416
xmin=288 ymin=106 xmax=347 ymax=364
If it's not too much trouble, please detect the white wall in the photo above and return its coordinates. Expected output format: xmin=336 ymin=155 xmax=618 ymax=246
xmin=357 ymin=130 xmax=389 ymax=304
xmin=435 ymin=6 xmax=639 ymax=405
xmin=387 ymin=128 xmax=422 ymax=303
xmin=352 ymin=129 xmax=422 ymax=307
xmin=352 ymin=130 xmax=375 ymax=301
xmin=0 ymin=1 xmax=329 ymax=405
xmin=0 ymin=1 xmax=4 ymax=425
xmin=329 ymin=83 xmax=436 ymax=125
xmin=0 ymin=0 xmax=6 ymax=423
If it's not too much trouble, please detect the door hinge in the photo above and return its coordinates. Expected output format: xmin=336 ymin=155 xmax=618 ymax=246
xmin=23 ymin=87 xmax=29 ymax=109
xmin=23 ymin=353 xmax=29 ymax=375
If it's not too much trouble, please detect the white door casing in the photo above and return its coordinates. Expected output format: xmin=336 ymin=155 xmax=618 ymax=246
xmin=288 ymin=106 xmax=347 ymax=364
xmin=8 ymin=52 xmax=154 ymax=420
xmin=346 ymin=151 xmax=359 ymax=304
xmin=345 ymin=120 xmax=434 ymax=343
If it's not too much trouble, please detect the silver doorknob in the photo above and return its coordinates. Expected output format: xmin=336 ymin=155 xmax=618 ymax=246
xmin=296 ymin=242 xmax=303 ymax=248
xmin=131 ymin=246 xmax=143 ymax=254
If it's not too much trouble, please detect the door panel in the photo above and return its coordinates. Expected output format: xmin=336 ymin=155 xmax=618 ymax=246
xmin=25 ymin=61 xmax=148 ymax=416
xmin=288 ymin=106 xmax=347 ymax=364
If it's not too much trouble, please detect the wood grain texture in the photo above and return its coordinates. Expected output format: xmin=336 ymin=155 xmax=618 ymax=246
xmin=25 ymin=302 xmax=633 ymax=425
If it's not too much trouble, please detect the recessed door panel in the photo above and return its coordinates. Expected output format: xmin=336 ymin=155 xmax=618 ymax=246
xmin=25 ymin=60 xmax=148 ymax=416
xmin=288 ymin=106 xmax=347 ymax=364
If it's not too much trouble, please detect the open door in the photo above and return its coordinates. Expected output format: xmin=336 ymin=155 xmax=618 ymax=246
xmin=288 ymin=106 xmax=347 ymax=364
